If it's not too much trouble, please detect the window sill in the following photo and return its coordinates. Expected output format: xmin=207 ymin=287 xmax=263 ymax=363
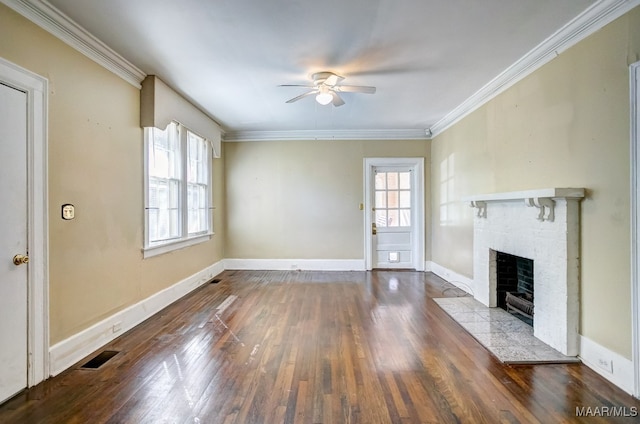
xmin=143 ymin=233 xmax=213 ymax=259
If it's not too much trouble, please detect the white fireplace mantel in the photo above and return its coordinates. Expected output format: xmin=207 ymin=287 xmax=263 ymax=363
xmin=465 ymin=188 xmax=585 ymax=222
xmin=464 ymin=187 xmax=585 ymax=203
xmin=468 ymin=187 xmax=585 ymax=356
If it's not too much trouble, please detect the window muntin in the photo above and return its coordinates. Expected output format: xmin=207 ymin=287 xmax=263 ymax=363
xmin=145 ymin=121 xmax=212 ymax=253
xmin=374 ymin=170 xmax=412 ymax=227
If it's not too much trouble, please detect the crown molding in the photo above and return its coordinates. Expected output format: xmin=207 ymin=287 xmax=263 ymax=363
xmin=0 ymin=0 xmax=146 ymax=88
xmin=223 ymin=128 xmax=430 ymax=142
xmin=428 ymin=0 xmax=640 ymax=138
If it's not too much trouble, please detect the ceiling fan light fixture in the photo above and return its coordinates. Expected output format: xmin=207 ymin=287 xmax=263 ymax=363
xmin=315 ymin=87 xmax=333 ymax=105
xmin=282 ymin=71 xmax=375 ymax=106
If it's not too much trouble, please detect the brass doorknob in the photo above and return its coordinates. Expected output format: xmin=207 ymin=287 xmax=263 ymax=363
xmin=13 ymin=254 xmax=29 ymax=266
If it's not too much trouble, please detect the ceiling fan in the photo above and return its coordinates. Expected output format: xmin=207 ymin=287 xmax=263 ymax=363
xmin=280 ymin=71 xmax=376 ymax=107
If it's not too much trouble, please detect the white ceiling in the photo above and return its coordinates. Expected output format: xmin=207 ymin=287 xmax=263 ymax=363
xmin=45 ymin=0 xmax=596 ymax=138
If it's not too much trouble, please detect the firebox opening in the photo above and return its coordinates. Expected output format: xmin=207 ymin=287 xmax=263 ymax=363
xmin=496 ymin=252 xmax=534 ymax=326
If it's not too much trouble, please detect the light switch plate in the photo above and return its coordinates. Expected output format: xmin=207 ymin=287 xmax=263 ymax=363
xmin=62 ymin=204 xmax=75 ymax=220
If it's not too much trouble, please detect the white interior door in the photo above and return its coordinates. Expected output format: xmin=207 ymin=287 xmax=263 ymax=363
xmin=364 ymin=158 xmax=425 ymax=271
xmin=372 ymin=166 xmax=414 ymax=269
xmin=0 ymin=82 xmax=29 ymax=403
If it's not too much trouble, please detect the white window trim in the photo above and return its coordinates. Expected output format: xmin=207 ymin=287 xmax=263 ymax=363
xmin=143 ymin=123 xmax=213 ymax=258
xmin=143 ymin=233 xmax=212 ymax=259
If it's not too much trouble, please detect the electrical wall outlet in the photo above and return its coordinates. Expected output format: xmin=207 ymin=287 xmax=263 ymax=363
xmin=112 ymin=322 xmax=122 ymax=334
xmin=596 ymin=357 xmax=613 ymax=373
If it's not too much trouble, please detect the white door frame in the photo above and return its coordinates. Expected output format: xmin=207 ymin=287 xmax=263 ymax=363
xmin=364 ymin=157 xmax=425 ymax=271
xmin=631 ymin=60 xmax=640 ymax=399
xmin=0 ymin=57 xmax=49 ymax=386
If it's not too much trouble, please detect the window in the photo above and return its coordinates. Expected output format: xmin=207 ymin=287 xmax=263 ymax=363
xmin=374 ymin=169 xmax=412 ymax=227
xmin=144 ymin=121 xmax=212 ymax=257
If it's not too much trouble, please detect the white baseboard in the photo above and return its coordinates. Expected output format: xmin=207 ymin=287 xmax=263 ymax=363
xmin=579 ymin=335 xmax=635 ymax=396
xmin=49 ymin=260 xmax=225 ymax=376
xmin=427 ymin=261 xmax=475 ymax=295
xmin=224 ymin=258 xmax=366 ymax=271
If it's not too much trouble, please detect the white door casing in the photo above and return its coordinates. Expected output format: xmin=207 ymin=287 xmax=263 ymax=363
xmin=364 ymin=158 xmax=425 ymax=271
xmin=631 ymin=60 xmax=640 ymax=399
xmin=0 ymin=57 xmax=49 ymax=393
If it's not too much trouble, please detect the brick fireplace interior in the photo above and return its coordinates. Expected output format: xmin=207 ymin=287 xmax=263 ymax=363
xmin=496 ymin=251 xmax=534 ymax=326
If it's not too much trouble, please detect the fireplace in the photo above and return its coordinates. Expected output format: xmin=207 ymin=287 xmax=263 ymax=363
xmin=467 ymin=188 xmax=585 ymax=356
xmin=496 ymin=252 xmax=534 ymax=325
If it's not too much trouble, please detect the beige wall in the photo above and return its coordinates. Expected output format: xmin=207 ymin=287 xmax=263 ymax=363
xmin=431 ymin=7 xmax=640 ymax=358
xmin=0 ymin=4 xmax=225 ymax=344
xmin=224 ymin=139 xmax=430 ymax=260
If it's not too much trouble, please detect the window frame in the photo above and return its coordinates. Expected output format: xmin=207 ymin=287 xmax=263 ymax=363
xmin=143 ymin=121 xmax=213 ymax=258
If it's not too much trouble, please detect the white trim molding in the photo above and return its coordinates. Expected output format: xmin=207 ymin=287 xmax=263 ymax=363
xmin=580 ymin=335 xmax=635 ymax=396
xmin=223 ymin=129 xmax=430 ymax=142
xmin=427 ymin=261 xmax=474 ymax=296
xmin=49 ymin=260 xmax=224 ymax=376
xmin=224 ymin=258 xmax=365 ymax=271
xmin=429 ymin=0 xmax=640 ymax=138
xmin=630 ymin=60 xmax=640 ymax=398
xmin=0 ymin=56 xmax=49 ymax=387
xmin=0 ymin=0 xmax=145 ymax=88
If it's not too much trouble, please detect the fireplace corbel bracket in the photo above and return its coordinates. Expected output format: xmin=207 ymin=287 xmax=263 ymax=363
xmin=464 ymin=188 xmax=584 ymax=222
xmin=470 ymin=201 xmax=487 ymax=218
xmin=525 ymin=197 xmax=555 ymax=222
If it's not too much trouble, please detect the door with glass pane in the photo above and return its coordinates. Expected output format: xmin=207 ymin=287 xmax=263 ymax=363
xmin=372 ymin=166 xmax=414 ymax=269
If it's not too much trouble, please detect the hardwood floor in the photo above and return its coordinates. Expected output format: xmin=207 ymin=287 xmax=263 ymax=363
xmin=1 ymin=270 xmax=639 ymax=423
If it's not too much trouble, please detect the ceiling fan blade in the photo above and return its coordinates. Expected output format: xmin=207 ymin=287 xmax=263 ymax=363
xmin=331 ymin=91 xmax=345 ymax=107
xmin=279 ymin=84 xmax=315 ymax=88
xmin=324 ymin=73 xmax=344 ymax=87
xmin=335 ymin=85 xmax=376 ymax=94
xmin=286 ymin=90 xmax=318 ymax=103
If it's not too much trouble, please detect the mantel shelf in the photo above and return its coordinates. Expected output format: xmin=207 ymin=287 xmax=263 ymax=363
xmin=463 ymin=188 xmax=585 ymax=203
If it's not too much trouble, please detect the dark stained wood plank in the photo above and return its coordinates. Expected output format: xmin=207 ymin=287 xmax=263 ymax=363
xmin=0 ymin=270 xmax=639 ymax=423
